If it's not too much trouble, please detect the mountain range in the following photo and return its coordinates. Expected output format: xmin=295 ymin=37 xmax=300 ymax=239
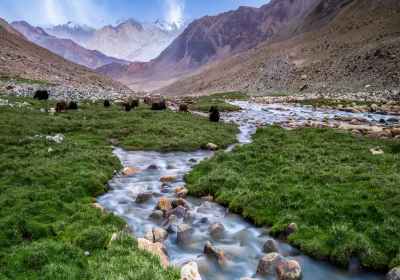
xmin=0 ymin=19 xmax=130 ymax=91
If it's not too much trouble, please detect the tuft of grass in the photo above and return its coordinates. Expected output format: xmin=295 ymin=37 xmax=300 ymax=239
xmin=0 ymin=96 xmax=239 ymax=279
xmin=0 ymin=76 xmax=57 ymax=86
xmin=189 ymin=100 xmax=241 ymax=112
xmin=185 ymin=126 xmax=400 ymax=271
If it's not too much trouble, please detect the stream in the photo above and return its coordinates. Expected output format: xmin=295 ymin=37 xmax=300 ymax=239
xmin=98 ymin=101 xmax=390 ymax=280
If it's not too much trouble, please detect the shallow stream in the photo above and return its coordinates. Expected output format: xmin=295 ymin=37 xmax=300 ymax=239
xmin=98 ymin=101 xmax=391 ymax=280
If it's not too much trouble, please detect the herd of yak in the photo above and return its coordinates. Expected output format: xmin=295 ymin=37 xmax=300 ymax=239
xmin=33 ymin=90 xmax=220 ymax=122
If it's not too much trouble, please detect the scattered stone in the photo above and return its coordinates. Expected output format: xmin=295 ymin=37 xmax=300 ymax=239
xmin=172 ymin=205 xmax=187 ymax=218
xmin=135 ymin=193 xmax=153 ymax=204
xmin=277 ymin=260 xmax=302 ymax=280
xmin=207 ymin=222 xmax=225 ymax=238
xmin=370 ymin=148 xmax=384 ymax=155
xmin=172 ymin=198 xmax=191 ymax=210
xmin=176 ymin=188 xmax=189 ymax=198
xmin=257 ymin=253 xmax=283 ymax=274
xmin=156 ymin=197 xmax=173 ymax=217
xmin=124 ymin=224 xmax=134 ymax=234
xmin=90 ymin=202 xmax=104 ymax=210
xmin=285 ymin=223 xmax=297 ymax=236
xmin=137 ymin=238 xmax=169 ymax=268
xmin=145 ymin=228 xmax=168 ymax=243
xmin=263 ymin=239 xmax=281 ymax=254
xmin=384 ymin=266 xmax=400 ymax=280
xmin=189 ymin=158 xmax=197 ymax=163
xmin=147 ymin=164 xmax=158 ymax=170
xmin=150 ymin=210 xmax=165 ymax=220
xmin=175 ymin=186 xmax=184 ymax=193
xmin=48 ymin=148 xmax=53 ymax=153
xmin=177 ymin=224 xmax=194 ymax=244
xmin=203 ymin=241 xmax=233 ymax=265
xmin=203 ymin=143 xmax=218 ymax=151
xmin=122 ymin=167 xmax=139 ymax=175
xmin=160 ymin=174 xmax=178 ymax=181
xmin=46 ymin=133 xmax=65 ymax=143
xmin=167 ymin=164 xmax=178 ymax=169
xmin=108 ymin=233 xmax=118 ymax=245
xmin=180 ymin=261 xmax=202 ymax=280
xmin=201 ymin=195 xmax=214 ymax=202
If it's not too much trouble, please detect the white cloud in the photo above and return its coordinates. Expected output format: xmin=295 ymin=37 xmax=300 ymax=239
xmin=163 ymin=0 xmax=185 ymax=27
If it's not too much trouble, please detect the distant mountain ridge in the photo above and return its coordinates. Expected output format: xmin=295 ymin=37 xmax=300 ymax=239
xmin=11 ymin=21 xmax=131 ymax=70
xmin=44 ymin=21 xmax=97 ymax=47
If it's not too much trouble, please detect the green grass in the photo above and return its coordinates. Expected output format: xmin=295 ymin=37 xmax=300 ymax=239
xmin=0 ymin=77 xmax=57 ymax=86
xmin=182 ymin=92 xmax=250 ymax=112
xmin=268 ymin=92 xmax=295 ymax=97
xmin=185 ymin=126 xmax=400 ymax=271
xmin=0 ymin=96 xmax=239 ymax=279
xmin=189 ymin=100 xmax=241 ymax=112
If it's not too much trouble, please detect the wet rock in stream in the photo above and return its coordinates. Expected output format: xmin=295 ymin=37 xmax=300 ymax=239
xmin=177 ymin=224 xmax=194 ymax=244
xmin=257 ymin=253 xmax=283 ymax=274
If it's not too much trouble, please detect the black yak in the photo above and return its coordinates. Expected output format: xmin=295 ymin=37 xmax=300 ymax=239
xmin=56 ymin=101 xmax=69 ymax=112
xmin=125 ymin=103 xmax=131 ymax=112
xmin=69 ymin=101 xmax=78 ymax=110
xmin=151 ymin=102 xmax=167 ymax=111
xmin=104 ymin=100 xmax=110 ymax=107
xmin=131 ymin=99 xmax=139 ymax=109
xmin=209 ymin=106 xmax=215 ymax=113
xmin=179 ymin=104 xmax=189 ymax=113
xmin=210 ymin=106 xmax=220 ymax=122
xmin=34 ymin=90 xmax=49 ymax=102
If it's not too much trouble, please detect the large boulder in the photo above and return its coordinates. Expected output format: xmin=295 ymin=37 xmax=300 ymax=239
xmin=263 ymin=239 xmax=281 ymax=254
xmin=207 ymin=222 xmax=225 ymax=238
xmin=384 ymin=266 xmax=400 ymax=280
xmin=137 ymin=238 xmax=169 ymax=267
xmin=145 ymin=228 xmax=168 ymax=243
xmin=156 ymin=197 xmax=173 ymax=217
xmin=177 ymin=224 xmax=194 ymax=244
xmin=257 ymin=253 xmax=283 ymax=274
xmin=180 ymin=261 xmax=202 ymax=280
xmin=277 ymin=260 xmax=302 ymax=280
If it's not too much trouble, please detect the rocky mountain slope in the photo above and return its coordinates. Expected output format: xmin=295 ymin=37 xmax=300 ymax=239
xmin=97 ymin=0 xmax=319 ymax=91
xmin=161 ymin=0 xmax=400 ymax=96
xmin=11 ymin=21 xmax=130 ymax=70
xmin=0 ymin=18 xmax=26 ymax=39
xmin=0 ymin=18 xmax=131 ymax=92
xmin=44 ymin=21 xmax=97 ymax=48
xmin=87 ymin=18 xmax=190 ymax=62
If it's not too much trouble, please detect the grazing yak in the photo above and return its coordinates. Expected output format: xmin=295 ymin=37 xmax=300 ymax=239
xmin=131 ymin=99 xmax=139 ymax=109
xmin=56 ymin=101 xmax=69 ymax=112
xmin=34 ymin=90 xmax=49 ymax=102
xmin=210 ymin=106 xmax=220 ymax=122
xmin=104 ymin=100 xmax=111 ymax=107
xmin=144 ymin=97 xmax=153 ymax=106
xmin=179 ymin=104 xmax=189 ymax=113
xmin=125 ymin=103 xmax=131 ymax=112
xmin=209 ymin=106 xmax=215 ymax=113
xmin=69 ymin=101 xmax=78 ymax=110
xmin=151 ymin=102 xmax=167 ymax=111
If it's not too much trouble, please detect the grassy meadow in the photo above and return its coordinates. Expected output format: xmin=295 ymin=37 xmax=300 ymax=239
xmin=185 ymin=126 xmax=400 ymax=270
xmin=0 ymin=94 xmax=239 ymax=279
xmin=183 ymin=92 xmax=250 ymax=112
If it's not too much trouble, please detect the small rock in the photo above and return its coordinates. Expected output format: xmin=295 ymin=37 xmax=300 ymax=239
xmin=48 ymin=148 xmax=53 ymax=153
xmin=90 ymin=202 xmax=104 ymax=210
xmin=189 ymin=158 xmax=197 ymax=163
xmin=203 ymin=143 xmax=218 ymax=151
xmin=180 ymin=261 xmax=202 ymax=280
xmin=122 ymin=167 xmax=139 ymax=175
xmin=145 ymin=228 xmax=168 ymax=243
xmin=285 ymin=223 xmax=297 ymax=236
xmin=184 ymin=212 xmax=194 ymax=222
xmin=207 ymin=222 xmax=225 ymax=238
xmin=135 ymin=193 xmax=153 ymax=204
xmin=124 ymin=224 xmax=134 ymax=234
xmin=201 ymin=195 xmax=214 ymax=202
xmin=176 ymin=188 xmax=189 ymax=198
xmin=156 ymin=197 xmax=173 ymax=217
xmin=147 ymin=164 xmax=158 ymax=170
xmin=370 ymin=148 xmax=384 ymax=155
xmin=263 ymin=239 xmax=281 ymax=254
xmin=257 ymin=253 xmax=283 ymax=274
xmin=384 ymin=266 xmax=400 ymax=280
xmin=160 ymin=174 xmax=178 ymax=181
xmin=172 ymin=198 xmax=190 ymax=210
xmin=277 ymin=260 xmax=302 ymax=280
xmin=164 ymin=214 xmax=178 ymax=228
xmin=108 ymin=233 xmax=118 ymax=245
xmin=204 ymin=241 xmax=215 ymax=255
xmin=177 ymin=224 xmax=194 ymax=244
xmin=172 ymin=205 xmax=187 ymax=218
xmin=150 ymin=210 xmax=164 ymax=220
xmin=174 ymin=186 xmax=184 ymax=193
xmin=167 ymin=164 xmax=178 ymax=169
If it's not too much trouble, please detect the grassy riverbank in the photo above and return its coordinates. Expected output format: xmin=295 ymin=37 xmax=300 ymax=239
xmin=184 ymin=92 xmax=250 ymax=112
xmin=185 ymin=126 xmax=400 ymax=270
xmin=0 ymin=95 xmax=239 ymax=279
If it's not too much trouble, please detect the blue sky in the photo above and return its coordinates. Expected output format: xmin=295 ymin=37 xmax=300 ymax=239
xmin=0 ymin=0 xmax=269 ymax=28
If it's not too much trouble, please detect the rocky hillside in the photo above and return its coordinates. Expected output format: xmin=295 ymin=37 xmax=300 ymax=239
xmin=97 ymin=0 xmax=319 ymax=89
xmin=0 ymin=18 xmax=131 ymax=92
xmin=0 ymin=18 xmax=26 ymax=39
xmin=11 ymin=21 xmax=131 ymax=70
xmin=87 ymin=18 xmax=190 ymax=62
xmin=44 ymin=21 xmax=97 ymax=48
xmin=161 ymin=0 xmax=400 ymax=96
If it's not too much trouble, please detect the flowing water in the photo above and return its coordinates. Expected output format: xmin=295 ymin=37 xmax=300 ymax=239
xmin=98 ymin=101 xmax=392 ymax=280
